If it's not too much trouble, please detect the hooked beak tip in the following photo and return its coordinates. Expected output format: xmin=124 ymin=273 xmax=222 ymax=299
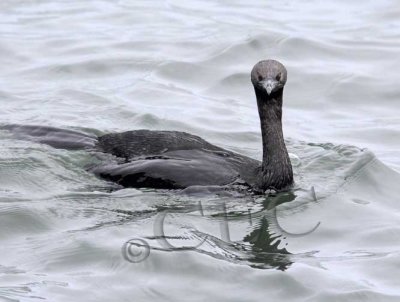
xmin=262 ymin=79 xmax=276 ymax=95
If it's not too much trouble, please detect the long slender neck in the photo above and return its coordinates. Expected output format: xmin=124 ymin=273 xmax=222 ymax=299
xmin=255 ymin=87 xmax=293 ymax=191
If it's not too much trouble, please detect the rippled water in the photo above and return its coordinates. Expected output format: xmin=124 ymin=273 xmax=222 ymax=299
xmin=1 ymin=0 xmax=400 ymax=301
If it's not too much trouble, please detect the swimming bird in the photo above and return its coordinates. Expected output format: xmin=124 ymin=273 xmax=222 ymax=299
xmin=2 ymin=60 xmax=293 ymax=192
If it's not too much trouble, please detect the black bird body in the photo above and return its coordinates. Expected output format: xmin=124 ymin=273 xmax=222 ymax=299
xmin=94 ymin=130 xmax=260 ymax=189
xmin=2 ymin=60 xmax=294 ymax=192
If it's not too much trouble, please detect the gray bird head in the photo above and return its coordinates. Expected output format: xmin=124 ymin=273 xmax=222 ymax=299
xmin=251 ymin=60 xmax=287 ymax=95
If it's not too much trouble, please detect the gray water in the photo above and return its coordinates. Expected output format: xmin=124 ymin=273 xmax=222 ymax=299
xmin=1 ymin=0 xmax=400 ymax=301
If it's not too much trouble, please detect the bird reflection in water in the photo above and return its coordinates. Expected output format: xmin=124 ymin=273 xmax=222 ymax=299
xmin=243 ymin=192 xmax=296 ymax=270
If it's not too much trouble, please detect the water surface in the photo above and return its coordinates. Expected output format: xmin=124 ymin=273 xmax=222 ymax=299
xmin=1 ymin=0 xmax=400 ymax=301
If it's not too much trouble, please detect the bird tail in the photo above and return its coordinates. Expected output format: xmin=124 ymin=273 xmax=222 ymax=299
xmin=0 ymin=124 xmax=98 ymax=150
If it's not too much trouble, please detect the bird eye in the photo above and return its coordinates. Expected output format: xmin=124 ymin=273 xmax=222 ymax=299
xmin=276 ymin=73 xmax=281 ymax=81
xmin=258 ymin=75 xmax=263 ymax=81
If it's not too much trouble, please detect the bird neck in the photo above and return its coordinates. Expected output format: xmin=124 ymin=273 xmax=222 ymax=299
xmin=255 ymin=88 xmax=293 ymax=191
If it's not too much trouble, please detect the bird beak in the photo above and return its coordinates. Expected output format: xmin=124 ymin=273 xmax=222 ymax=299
xmin=262 ymin=79 xmax=277 ymax=95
